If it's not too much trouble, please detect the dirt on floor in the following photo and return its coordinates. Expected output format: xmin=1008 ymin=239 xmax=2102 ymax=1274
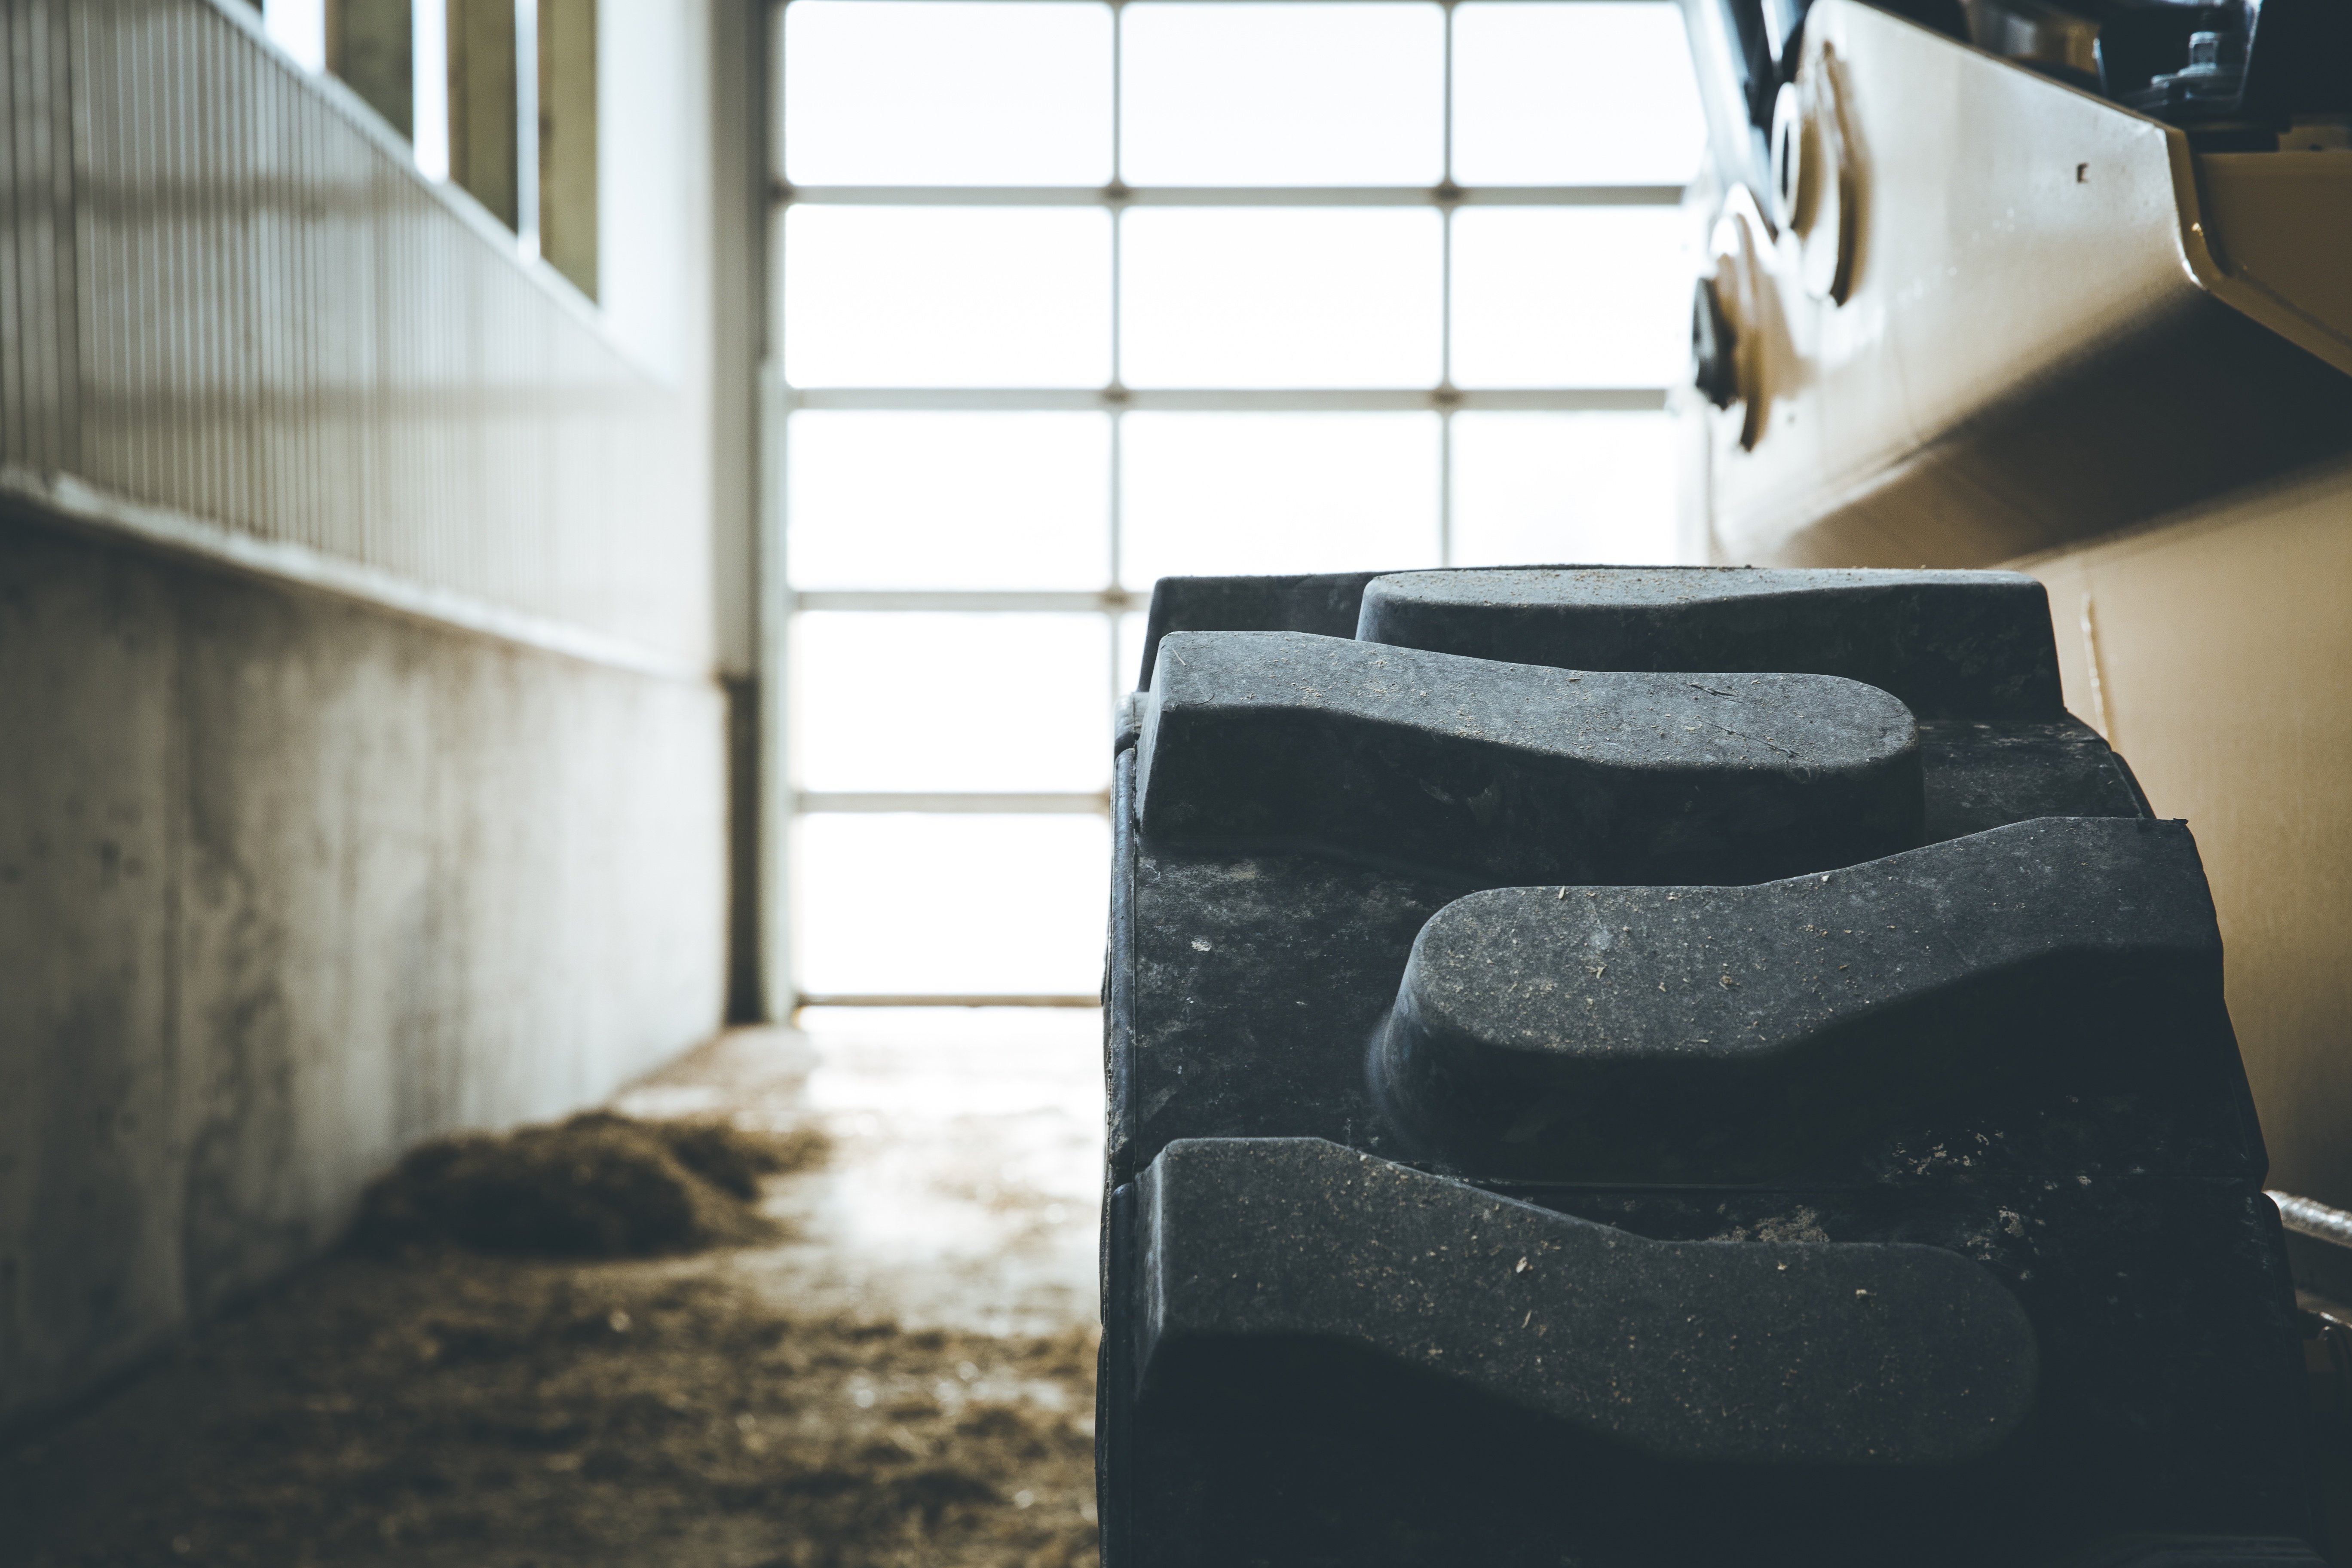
xmin=1 ymin=1115 xmax=1101 ymax=1568
xmin=350 ymin=1112 xmax=833 ymax=1260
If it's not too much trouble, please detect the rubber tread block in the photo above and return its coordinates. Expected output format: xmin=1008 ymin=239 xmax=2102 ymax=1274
xmin=1137 ymin=570 xmax=1393 ymax=689
xmin=1134 ymin=1136 xmax=2038 ymax=1467
xmin=2060 ymin=1542 xmax=2328 ymax=1568
xmin=1138 ymin=630 xmax=1923 ymax=884
xmin=1116 ymin=790 xmax=2255 ymax=1190
xmin=1357 ymin=567 xmax=2066 ymax=720
xmin=1372 ymin=816 xmax=2247 ymax=1180
xmin=1920 ymin=717 xmax=2152 ymax=841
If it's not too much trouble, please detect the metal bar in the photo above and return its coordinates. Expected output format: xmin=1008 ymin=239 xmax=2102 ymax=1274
xmin=796 ymin=994 xmax=1104 ymax=1011
xmin=784 ymin=387 xmax=1671 ymax=413
xmin=794 ymin=588 xmax=1141 ymax=612
xmin=774 ymin=182 xmax=1687 ymax=208
xmin=2273 ymin=1191 xmax=2352 ymax=1249
xmin=797 ymin=790 xmax=1112 ymax=815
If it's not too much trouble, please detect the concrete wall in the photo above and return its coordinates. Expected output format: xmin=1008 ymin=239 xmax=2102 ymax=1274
xmin=2017 ymin=459 xmax=2352 ymax=1214
xmin=0 ymin=516 xmax=729 ymax=1427
xmin=0 ymin=0 xmax=760 ymax=1431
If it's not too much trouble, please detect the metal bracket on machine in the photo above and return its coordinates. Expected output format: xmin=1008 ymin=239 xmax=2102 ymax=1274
xmin=1685 ymin=0 xmax=2352 ymax=568
xmin=1771 ymin=43 xmax=1860 ymax=303
xmin=1696 ymin=185 xmax=1775 ymax=449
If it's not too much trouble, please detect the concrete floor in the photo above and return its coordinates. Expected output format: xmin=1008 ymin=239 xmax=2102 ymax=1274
xmin=3 ymin=1008 xmax=1110 ymax=1567
xmin=614 ymin=1008 xmax=1104 ymax=1341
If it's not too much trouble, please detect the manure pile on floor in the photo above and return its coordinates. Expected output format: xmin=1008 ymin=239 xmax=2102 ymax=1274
xmin=1 ymin=1111 xmax=1099 ymax=1568
xmin=354 ymin=1111 xmax=830 ymax=1257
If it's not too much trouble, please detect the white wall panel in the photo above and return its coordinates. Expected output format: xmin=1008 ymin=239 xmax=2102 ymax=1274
xmin=0 ymin=0 xmax=708 ymax=665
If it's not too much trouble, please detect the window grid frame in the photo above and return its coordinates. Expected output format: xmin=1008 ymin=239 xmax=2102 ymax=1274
xmin=769 ymin=0 xmax=1694 ymax=1008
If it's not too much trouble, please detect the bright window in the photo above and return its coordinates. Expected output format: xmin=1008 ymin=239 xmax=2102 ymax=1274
xmin=771 ymin=0 xmax=1702 ymax=1004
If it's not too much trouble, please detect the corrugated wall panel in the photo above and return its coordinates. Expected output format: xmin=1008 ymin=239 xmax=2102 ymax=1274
xmin=4 ymin=0 xmax=701 ymax=664
xmin=2 ymin=0 xmax=79 ymax=479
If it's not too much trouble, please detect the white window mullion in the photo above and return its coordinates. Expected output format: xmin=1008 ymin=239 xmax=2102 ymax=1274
xmin=1442 ymin=0 xmax=1457 ymax=187
xmin=1440 ymin=407 xmax=1455 ymax=569
xmin=775 ymin=184 xmax=1687 ymax=207
xmin=785 ymin=388 xmax=1671 ymax=413
xmin=794 ymin=590 xmax=1139 ymax=613
xmin=799 ymin=791 xmax=1111 ymax=815
xmin=769 ymin=0 xmax=1705 ymax=1011
xmin=1440 ymin=0 xmax=1456 ymax=575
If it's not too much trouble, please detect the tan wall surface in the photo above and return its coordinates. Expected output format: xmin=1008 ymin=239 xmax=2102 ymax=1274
xmin=2018 ymin=459 xmax=2352 ymax=1208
